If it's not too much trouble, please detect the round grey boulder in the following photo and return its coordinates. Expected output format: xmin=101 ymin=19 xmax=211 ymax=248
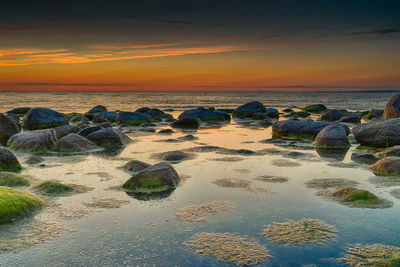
xmin=353 ymin=118 xmax=400 ymax=147
xmin=22 ymin=108 xmax=68 ymax=130
xmin=314 ymin=125 xmax=350 ymax=148
xmin=171 ymin=117 xmax=200 ymax=130
xmin=233 ymin=101 xmax=266 ymax=118
xmin=7 ymin=129 xmax=57 ymax=152
xmin=122 ymin=160 xmax=151 ymax=173
xmin=54 ymin=124 xmax=80 ymax=138
xmin=86 ymin=128 xmax=132 ymax=148
xmin=321 ymin=109 xmax=344 ymax=122
xmin=370 ymin=156 xmax=400 ymax=176
xmin=56 ymin=133 xmax=97 ymax=152
xmin=117 ymin=112 xmax=151 ymax=126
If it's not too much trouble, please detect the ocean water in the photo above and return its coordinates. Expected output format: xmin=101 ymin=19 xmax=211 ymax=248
xmin=0 ymin=91 xmax=399 ymax=267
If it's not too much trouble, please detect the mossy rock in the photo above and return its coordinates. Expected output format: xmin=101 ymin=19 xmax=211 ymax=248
xmin=303 ymin=104 xmax=327 ymax=113
xmin=0 ymin=172 xmax=30 ymax=187
xmin=282 ymin=108 xmax=294 ymax=113
xmin=0 ymin=186 xmax=44 ymax=223
xmin=34 ymin=181 xmax=90 ymax=196
xmin=216 ymin=108 xmax=234 ymax=114
xmin=331 ymin=187 xmax=392 ymax=208
xmin=287 ymin=111 xmax=311 ymax=118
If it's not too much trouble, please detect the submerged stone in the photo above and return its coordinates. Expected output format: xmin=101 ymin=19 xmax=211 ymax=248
xmin=122 ymin=160 xmax=151 ymax=173
xmin=171 ymin=117 xmax=200 ymax=130
xmin=327 ymin=187 xmax=392 ymax=208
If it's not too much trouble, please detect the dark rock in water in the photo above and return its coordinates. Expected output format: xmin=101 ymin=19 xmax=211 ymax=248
xmin=303 ymin=104 xmax=327 ymax=113
xmin=314 ymin=125 xmax=349 ymax=148
xmin=171 ymin=117 xmax=200 ymax=130
xmin=135 ymin=107 xmax=152 ymax=113
xmin=54 ymin=124 xmax=80 ymax=138
xmin=117 ymin=112 xmax=151 ymax=126
xmin=265 ymin=108 xmax=279 ymax=118
xmin=87 ymin=128 xmax=131 ymax=148
xmin=136 ymin=107 xmax=172 ymax=121
xmin=0 ymin=113 xmax=20 ymax=146
xmin=136 ymin=127 xmax=155 ymax=133
xmin=330 ymin=187 xmax=391 ymax=208
xmin=159 ymin=129 xmax=174 ymax=134
xmin=286 ymin=111 xmax=311 ymax=118
xmin=364 ymin=109 xmax=384 ymax=120
xmin=78 ymin=126 xmax=103 ymax=137
xmin=6 ymin=107 xmax=31 ymax=116
xmin=233 ymin=101 xmax=266 ymax=118
xmin=83 ymin=113 xmax=94 ymax=121
xmin=99 ymin=111 xmax=117 ymax=122
xmin=7 ymin=129 xmax=57 ymax=152
xmin=351 ymin=152 xmax=378 ymax=165
xmin=97 ymin=121 xmax=113 ymax=128
xmin=122 ymin=162 xmax=180 ymax=194
xmin=315 ymin=147 xmax=349 ymax=160
xmin=177 ymin=134 xmax=198 ymax=141
xmin=320 ymin=110 xmax=344 ymax=122
xmin=377 ymin=145 xmax=400 ymax=158
xmin=6 ymin=113 xmax=20 ymax=125
xmin=122 ymin=160 xmax=151 ymax=173
xmin=252 ymin=112 xmax=267 ymax=120
xmin=353 ymin=119 xmax=400 ymax=147
xmin=282 ymin=108 xmax=294 ymax=113
xmin=259 ymin=138 xmax=288 ymax=144
xmin=272 ymin=120 xmax=349 ymax=140
xmin=216 ymin=108 xmax=234 ymax=114
xmin=370 ymin=157 xmax=400 ymax=176
xmin=93 ymin=115 xmax=107 ymax=123
xmin=26 ymin=155 xmax=44 ymax=165
xmin=383 ymin=93 xmax=400 ymax=119
xmin=56 ymin=133 xmax=97 ymax=152
xmin=88 ymin=105 xmax=107 ymax=114
xmin=259 ymin=118 xmax=273 ymax=127
xmin=340 ymin=112 xmax=362 ymax=123
xmin=178 ymin=107 xmax=230 ymax=123
xmin=156 ymin=151 xmax=190 ymax=162
xmin=70 ymin=114 xmax=90 ymax=126
xmin=0 ymin=147 xmax=21 ymax=172
xmin=22 ymin=108 xmax=68 ymax=130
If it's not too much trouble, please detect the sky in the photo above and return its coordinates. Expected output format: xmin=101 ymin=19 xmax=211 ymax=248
xmin=0 ymin=0 xmax=399 ymax=91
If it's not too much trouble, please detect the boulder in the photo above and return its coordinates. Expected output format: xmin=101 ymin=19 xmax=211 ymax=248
xmin=122 ymin=160 xmax=151 ymax=173
xmin=314 ymin=125 xmax=350 ymax=148
xmin=272 ymin=120 xmax=349 ymax=140
xmin=70 ymin=114 xmax=90 ymax=126
xmin=99 ymin=111 xmax=117 ymax=122
xmin=0 ymin=113 xmax=20 ymax=146
xmin=157 ymin=151 xmax=188 ymax=162
xmin=320 ymin=109 xmax=344 ymax=122
xmin=377 ymin=145 xmax=400 ymax=158
xmin=364 ymin=109 xmax=384 ymax=120
xmin=178 ymin=107 xmax=230 ymax=123
xmin=97 ymin=122 xmax=112 ymax=128
xmin=252 ymin=112 xmax=267 ymax=120
xmin=78 ymin=126 xmax=103 ymax=137
xmin=87 ymin=105 xmax=107 ymax=114
xmin=370 ymin=157 xmax=400 ymax=176
xmin=6 ymin=107 xmax=31 ymax=116
xmin=265 ymin=108 xmax=279 ymax=118
xmin=86 ymin=128 xmax=132 ymax=148
xmin=352 ymin=118 xmax=400 ymax=147
xmin=122 ymin=162 xmax=180 ymax=193
xmin=117 ymin=112 xmax=151 ymax=126
xmin=158 ymin=129 xmax=174 ymax=134
xmin=340 ymin=112 xmax=362 ymax=123
xmin=7 ymin=114 xmax=20 ymax=126
xmin=56 ymin=133 xmax=97 ymax=152
xmin=303 ymin=104 xmax=327 ymax=113
xmin=351 ymin=152 xmax=378 ymax=165
xmin=22 ymin=108 xmax=68 ymax=130
xmin=0 ymin=147 xmax=21 ymax=172
xmin=7 ymin=129 xmax=57 ymax=152
xmin=383 ymin=93 xmax=400 ymax=119
xmin=93 ymin=116 xmax=107 ymax=123
xmin=54 ymin=124 xmax=80 ymax=138
xmin=171 ymin=117 xmax=200 ymax=130
xmin=233 ymin=101 xmax=266 ymax=118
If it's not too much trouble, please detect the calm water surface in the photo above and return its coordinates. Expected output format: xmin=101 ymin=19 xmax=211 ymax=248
xmin=0 ymin=92 xmax=399 ymax=266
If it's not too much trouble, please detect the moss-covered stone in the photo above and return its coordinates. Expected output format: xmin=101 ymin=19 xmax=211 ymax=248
xmin=0 ymin=172 xmax=30 ymax=187
xmin=0 ymin=186 xmax=44 ymax=223
xmin=0 ymin=147 xmax=22 ymax=172
xmin=330 ymin=187 xmax=392 ymax=208
xmin=303 ymin=104 xmax=327 ymax=113
xmin=34 ymin=181 xmax=91 ymax=196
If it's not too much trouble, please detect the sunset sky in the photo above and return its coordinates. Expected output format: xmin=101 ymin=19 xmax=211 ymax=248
xmin=1 ymin=1 xmax=399 ymax=91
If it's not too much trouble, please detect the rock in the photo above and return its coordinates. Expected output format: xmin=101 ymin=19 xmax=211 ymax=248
xmin=0 ymin=186 xmax=44 ymax=223
xmin=0 ymin=147 xmax=21 ymax=172
xmin=117 ymin=112 xmax=151 ymax=126
xmin=303 ymin=104 xmax=327 ymax=113
xmin=351 ymin=152 xmax=378 ymax=165
xmin=7 ymin=129 xmax=57 ymax=152
xmin=315 ymin=147 xmax=349 ymax=160
xmin=157 ymin=151 xmax=189 ymax=162
xmin=159 ymin=129 xmax=174 ymax=134
xmin=0 ymin=113 xmax=20 ymax=146
xmin=87 ymin=105 xmax=107 ymax=114
xmin=78 ymin=126 xmax=103 ymax=137
xmin=86 ymin=128 xmax=132 ymax=148
xmin=136 ymin=127 xmax=156 ymax=133
xmin=171 ymin=117 xmax=200 ymax=130
xmin=330 ymin=187 xmax=391 ymax=208
xmin=282 ymin=108 xmax=294 ymax=113
xmin=252 ymin=112 xmax=267 ymax=120
xmin=314 ymin=125 xmax=350 ymax=148
xmin=6 ymin=113 xmax=20 ymax=125
xmin=56 ymin=133 xmax=97 ymax=152
xmin=383 ymin=93 xmax=400 ymax=119
xmin=93 ymin=116 xmax=107 ymax=123
xmin=259 ymin=118 xmax=273 ymax=127
xmin=370 ymin=157 xmax=400 ymax=176
xmin=265 ymin=108 xmax=279 ymax=118
xmin=178 ymin=107 xmax=230 ymax=123
xmin=122 ymin=162 xmax=180 ymax=193
xmin=377 ymin=145 xmax=400 ymax=158
xmin=272 ymin=120 xmax=349 ymax=140
xmin=97 ymin=122 xmax=113 ymax=128
xmin=22 ymin=108 xmax=68 ymax=130
xmin=233 ymin=101 xmax=266 ymax=118
xmin=6 ymin=107 xmax=31 ymax=116
xmin=70 ymin=114 xmax=90 ymax=126
xmin=26 ymin=156 xmax=44 ymax=165
xmin=286 ymin=111 xmax=311 ymax=118
xmin=340 ymin=112 xmax=362 ymax=123
xmin=364 ymin=109 xmax=384 ymax=120
xmin=178 ymin=134 xmax=197 ymax=141
xmin=54 ymin=124 xmax=80 ymax=138
xmin=216 ymin=108 xmax=234 ymax=113
xmin=122 ymin=160 xmax=151 ymax=173
xmin=353 ymin=118 xmax=400 ymax=147
xmin=99 ymin=111 xmax=117 ymax=122
xmin=320 ymin=110 xmax=344 ymax=122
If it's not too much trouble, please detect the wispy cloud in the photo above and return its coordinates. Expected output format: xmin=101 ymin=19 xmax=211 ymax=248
xmin=350 ymin=28 xmax=400 ymax=35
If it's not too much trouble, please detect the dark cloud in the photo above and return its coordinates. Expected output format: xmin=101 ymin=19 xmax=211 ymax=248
xmin=259 ymin=35 xmax=282 ymax=39
xmin=350 ymin=28 xmax=400 ymax=35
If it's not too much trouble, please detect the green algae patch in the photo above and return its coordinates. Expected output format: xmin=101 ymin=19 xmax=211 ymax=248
xmin=184 ymin=232 xmax=273 ymax=266
xmin=0 ymin=172 xmax=30 ymax=187
xmin=319 ymin=187 xmax=392 ymax=208
xmin=0 ymin=186 xmax=44 ymax=223
xmin=304 ymin=178 xmax=358 ymax=189
xmin=174 ymin=201 xmax=234 ymax=223
xmin=262 ymin=218 xmax=337 ymax=246
xmin=338 ymin=244 xmax=400 ymax=267
xmin=34 ymin=181 xmax=92 ymax=196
